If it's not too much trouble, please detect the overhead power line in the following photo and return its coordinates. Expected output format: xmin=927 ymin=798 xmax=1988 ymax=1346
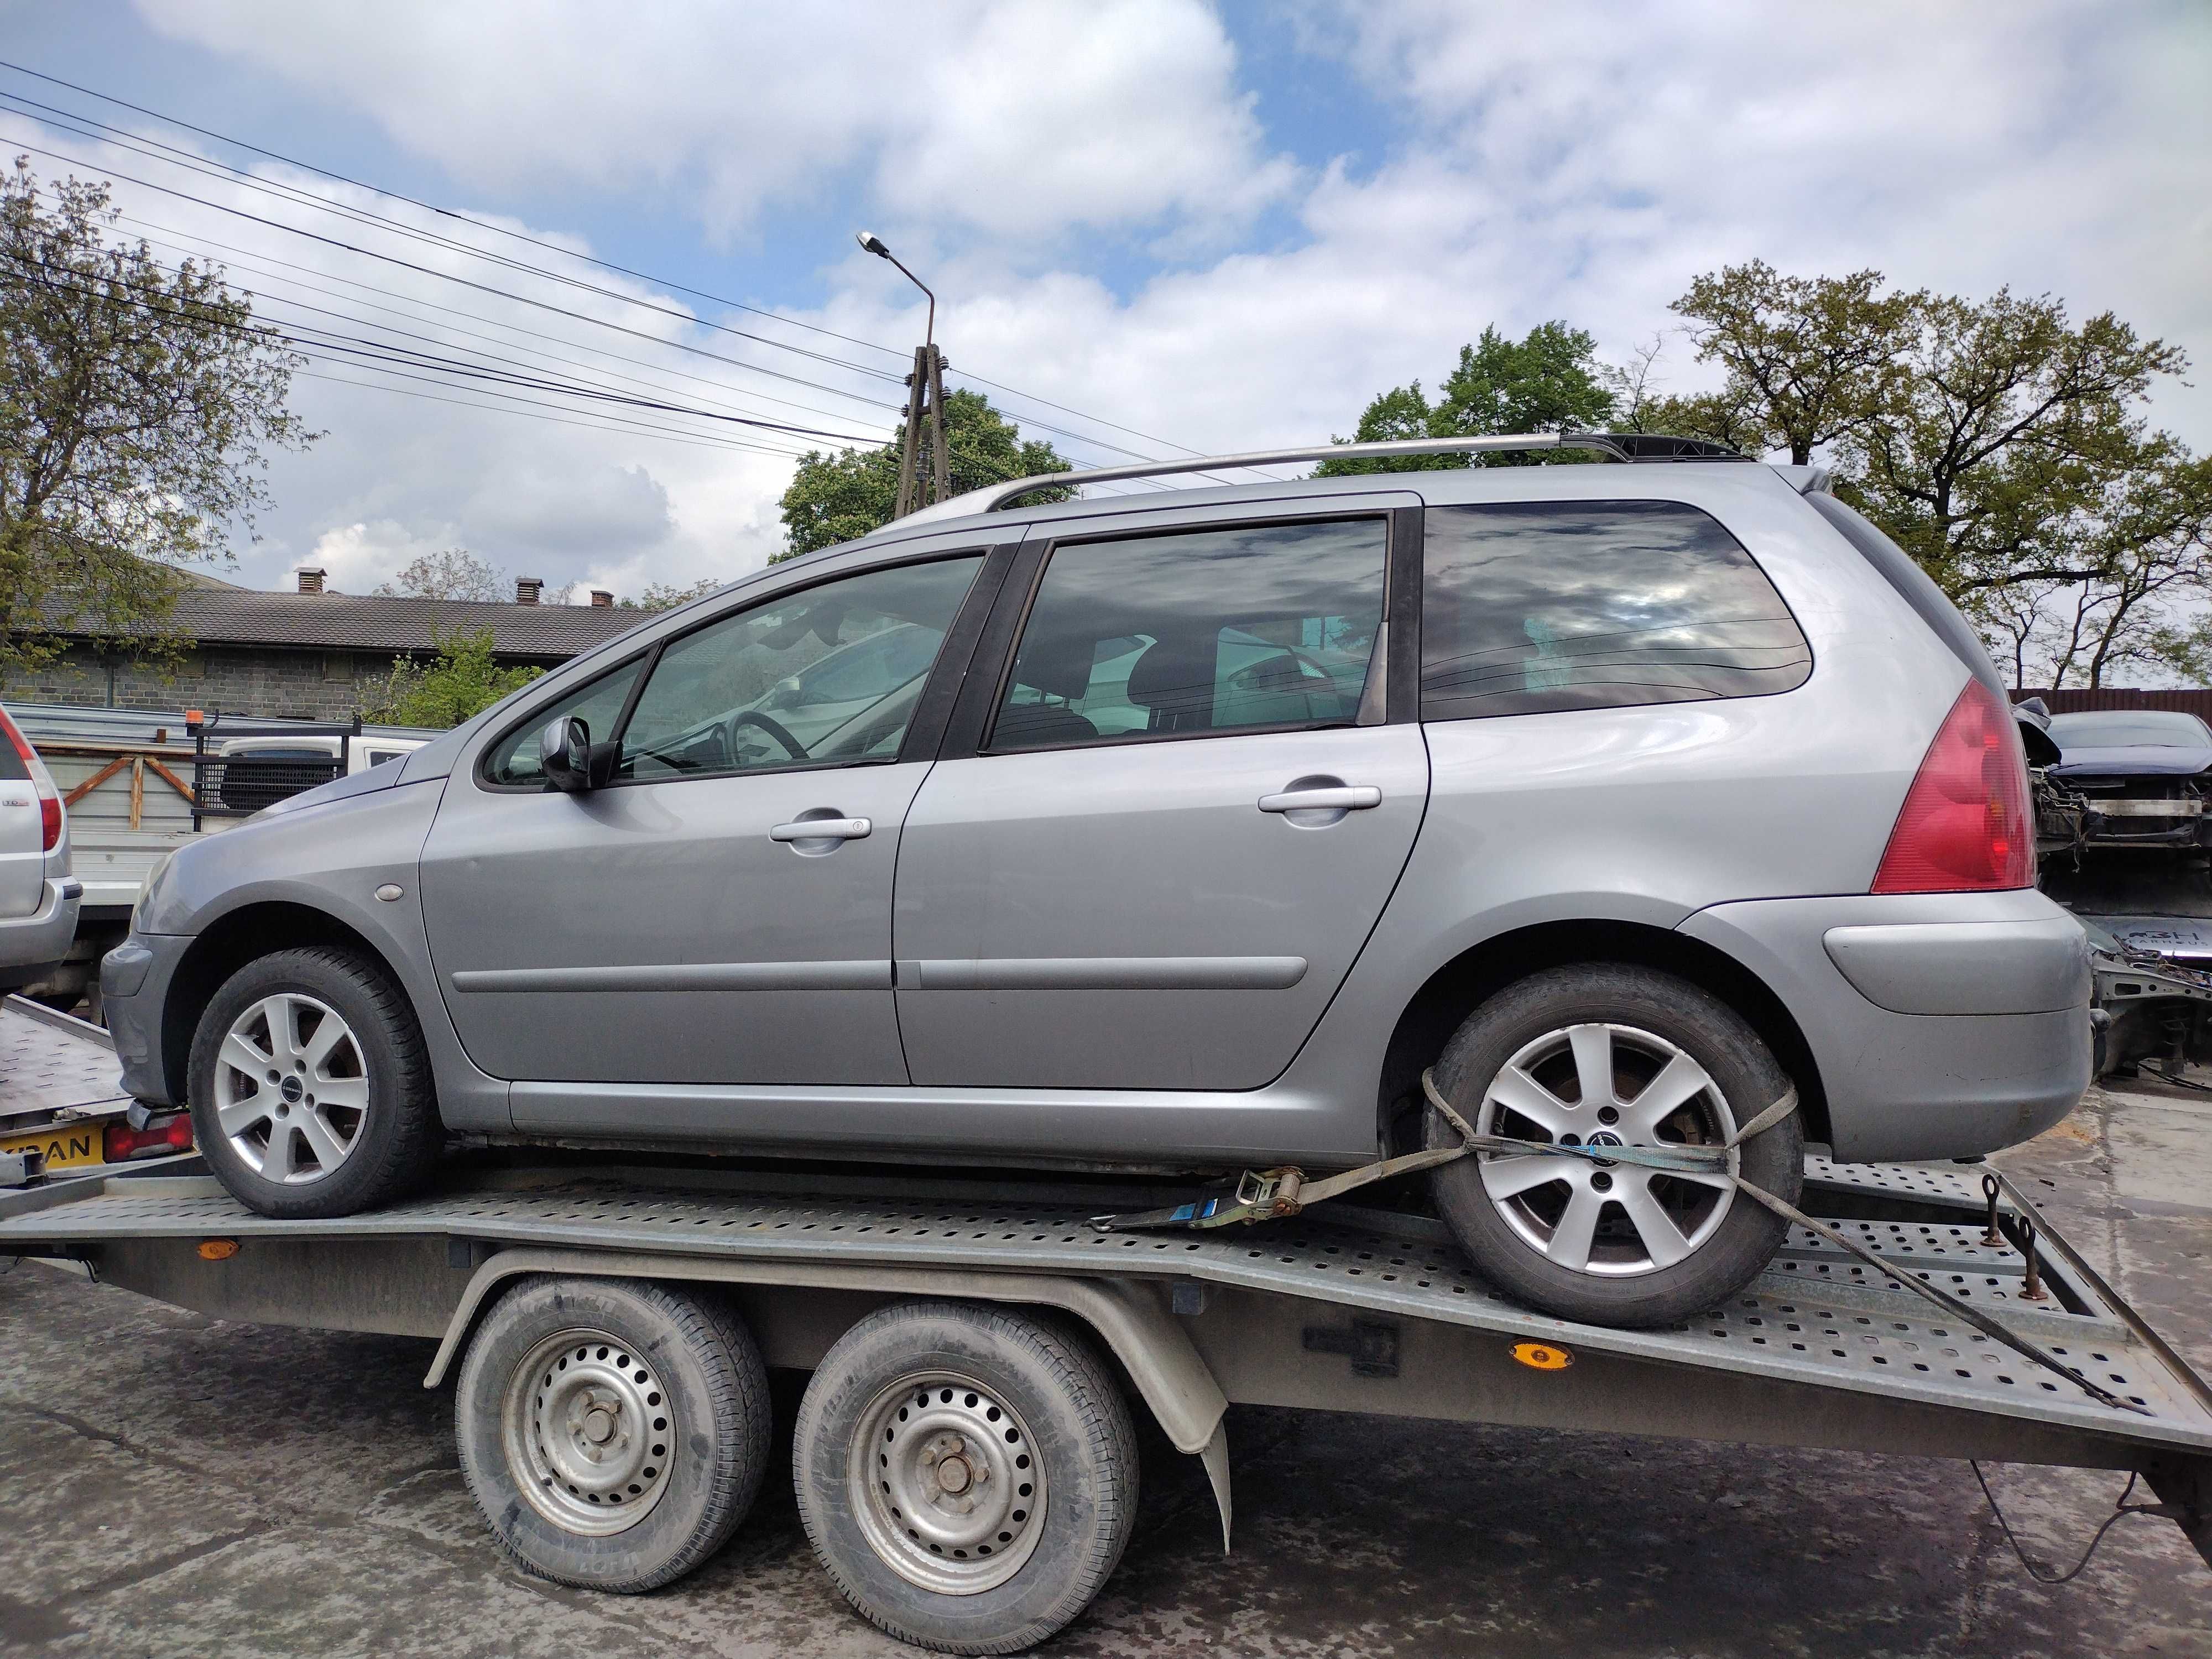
xmin=0 ymin=60 xmax=1287 ymax=481
xmin=6 ymin=249 xmax=851 ymax=453
xmin=102 ymin=205 xmax=904 ymax=436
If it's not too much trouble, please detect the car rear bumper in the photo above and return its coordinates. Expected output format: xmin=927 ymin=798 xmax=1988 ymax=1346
xmin=101 ymin=931 xmax=194 ymax=1106
xmin=1680 ymin=890 xmax=2092 ymax=1162
xmin=0 ymin=878 xmax=82 ymax=989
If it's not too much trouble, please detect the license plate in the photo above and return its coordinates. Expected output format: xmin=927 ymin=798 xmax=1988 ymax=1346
xmin=0 ymin=1121 xmax=106 ymax=1172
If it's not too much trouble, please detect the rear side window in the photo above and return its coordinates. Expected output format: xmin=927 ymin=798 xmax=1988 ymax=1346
xmin=988 ymin=518 xmax=1385 ymax=750
xmin=1421 ymin=500 xmax=1812 ymax=721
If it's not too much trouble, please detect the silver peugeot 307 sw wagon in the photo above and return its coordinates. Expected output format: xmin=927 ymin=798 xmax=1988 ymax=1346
xmin=101 ymin=433 xmax=2091 ymax=1328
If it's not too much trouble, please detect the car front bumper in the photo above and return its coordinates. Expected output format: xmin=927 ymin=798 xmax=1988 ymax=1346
xmin=0 ymin=878 xmax=82 ymax=990
xmin=1680 ymin=889 xmax=2093 ymax=1163
xmin=101 ymin=931 xmax=195 ymax=1106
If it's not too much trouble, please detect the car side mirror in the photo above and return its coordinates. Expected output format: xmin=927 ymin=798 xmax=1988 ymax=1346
xmin=539 ymin=716 xmax=616 ymax=792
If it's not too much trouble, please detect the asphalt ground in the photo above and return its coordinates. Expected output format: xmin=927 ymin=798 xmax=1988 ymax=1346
xmin=1 ymin=1083 xmax=2208 ymax=1659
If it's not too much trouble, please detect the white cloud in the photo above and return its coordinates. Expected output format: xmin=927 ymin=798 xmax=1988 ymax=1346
xmin=18 ymin=1 xmax=2208 ymax=619
xmin=130 ymin=0 xmax=1293 ymax=244
xmin=296 ymin=520 xmax=454 ymax=594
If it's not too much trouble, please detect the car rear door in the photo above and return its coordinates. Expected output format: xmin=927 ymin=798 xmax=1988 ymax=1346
xmin=891 ymin=495 xmax=1430 ymax=1091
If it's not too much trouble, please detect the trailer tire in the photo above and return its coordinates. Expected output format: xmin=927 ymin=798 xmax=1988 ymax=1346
xmin=186 ymin=946 xmax=440 ymax=1219
xmin=456 ymin=1275 xmax=771 ymax=1593
xmin=794 ymin=1301 xmax=1137 ymax=1655
xmin=1428 ymin=963 xmax=1802 ymax=1329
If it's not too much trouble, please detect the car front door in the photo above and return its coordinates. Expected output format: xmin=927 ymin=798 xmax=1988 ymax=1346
xmin=420 ymin=550 xmax=996 ymax=1089
xmin=892 ymin=499 xmax=1430 ymax=1091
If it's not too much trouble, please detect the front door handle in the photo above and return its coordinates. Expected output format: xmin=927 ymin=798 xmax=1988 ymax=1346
xmin=1258 ymin=785 xmax=1381 ymax=813
xmin=771 ymin=814 xmax=872 ymax=847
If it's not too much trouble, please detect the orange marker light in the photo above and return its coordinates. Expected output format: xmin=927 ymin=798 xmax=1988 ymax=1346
xmin=1511 ymin=1341 xmax=1572 ymax=1371
xmin=197 ymin=1239 xmax=239 ymax=1261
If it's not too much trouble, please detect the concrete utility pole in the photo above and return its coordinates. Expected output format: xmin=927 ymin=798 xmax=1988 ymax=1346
xmin=857 ymin=232 xmax=949 ymax=518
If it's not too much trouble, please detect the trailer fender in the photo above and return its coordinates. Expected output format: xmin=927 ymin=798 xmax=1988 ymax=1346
xmin=423 ymin=1246 xmax=1237 ymax=1550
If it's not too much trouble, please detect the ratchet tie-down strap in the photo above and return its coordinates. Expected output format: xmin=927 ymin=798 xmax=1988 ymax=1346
xmin=1092 ymin=1068 xmax=2146 ymax=1417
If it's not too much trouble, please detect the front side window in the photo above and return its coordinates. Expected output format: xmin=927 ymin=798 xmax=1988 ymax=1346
xmin=616 ymin=556 xmax=983 ymax=780
xmin=989 ymin=518 xmax=1386 ymax=750
xmin=483 ymin=655 xmax=646 ymax=786
xmin=1421 ymin=500 xmax=1812 ymax=721
xmin=480 ymin=556 xmax=983 ymax=787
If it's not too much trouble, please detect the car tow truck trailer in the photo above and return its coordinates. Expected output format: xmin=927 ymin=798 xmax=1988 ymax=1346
xmin=1 ymin=1000 xmax=2209 ymax=1651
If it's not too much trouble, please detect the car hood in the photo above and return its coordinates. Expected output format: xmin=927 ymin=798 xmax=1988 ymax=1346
xmin=2049 ymin=744 xmax=2212 ymax=778
xmin=254 ymin=761 xmax=404 ymax=818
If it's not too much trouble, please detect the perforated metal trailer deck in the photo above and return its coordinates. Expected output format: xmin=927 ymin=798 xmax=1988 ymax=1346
xmin=6 ymin=1146 xmax=2211 ymax=1576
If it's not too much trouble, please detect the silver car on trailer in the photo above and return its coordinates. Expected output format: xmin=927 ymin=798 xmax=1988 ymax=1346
xmin=101 ymin=433 xmax=2090 ymax=1333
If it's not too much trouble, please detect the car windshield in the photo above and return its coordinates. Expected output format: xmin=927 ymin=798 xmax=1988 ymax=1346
xmin=2048 ymin=712 xmax=2211 ymax=749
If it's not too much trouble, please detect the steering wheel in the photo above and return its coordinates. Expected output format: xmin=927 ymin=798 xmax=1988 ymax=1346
xmin=723 ymin=708 xmax=810 ymax=763
xmin=1232 ymin=646 xmax=1335 ymax=694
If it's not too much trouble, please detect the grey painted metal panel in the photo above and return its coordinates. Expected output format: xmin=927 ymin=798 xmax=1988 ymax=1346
xmin=419 ymin=760 xmax=935 ymax=1086
xmin=505 ymin=1076 xmax=1358 ymax=1166
xmin=1824 ymin=914 xmax=2090 ymax=1014
xmin=123 ymin=775 xmax=514 ymax=1133
xmin=894 ymin=724 xmax=1428 ymax=1091
xmin=1682 ymin=894 xmax=2092 ymax=1160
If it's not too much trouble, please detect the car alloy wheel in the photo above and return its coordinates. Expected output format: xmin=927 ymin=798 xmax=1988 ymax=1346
xmin=1474 ymin=1020 xmax=1740 ymax=1277
xmin=211 ymin=992 xmax=370 ymax=1184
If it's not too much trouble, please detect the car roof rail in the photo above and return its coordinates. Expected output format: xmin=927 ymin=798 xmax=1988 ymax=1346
xmin=894 ymin=430 xmax=1754 ymax=527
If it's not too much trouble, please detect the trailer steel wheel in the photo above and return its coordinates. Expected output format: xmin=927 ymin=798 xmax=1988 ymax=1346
xmin=456 ymin=1276 xmax=770 ymax=1593
xmin=795 ymin=1302 xmax=1136 ymax=1655
xmin=1429 ymin=963 xmax=1802 ymax=1329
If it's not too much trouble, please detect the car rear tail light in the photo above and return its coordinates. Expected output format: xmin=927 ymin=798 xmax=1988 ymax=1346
xmin=0 ymin=707 xmax=62 ymax=852
xmin=104 ymin=1113 xmax=196 ymax=1162
xmin=1870 ymin=679 xmax=2035 ymax=894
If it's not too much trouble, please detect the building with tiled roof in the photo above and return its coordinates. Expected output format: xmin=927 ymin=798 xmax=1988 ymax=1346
xmin=7 ymin=568 xmax=646 ymax=721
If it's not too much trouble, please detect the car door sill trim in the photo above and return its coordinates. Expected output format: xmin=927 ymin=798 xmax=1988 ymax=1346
xmin=898 ymin=956 xmax=1307 ymax=991
xmin=449 ymin=960 xmax=894 ymax=994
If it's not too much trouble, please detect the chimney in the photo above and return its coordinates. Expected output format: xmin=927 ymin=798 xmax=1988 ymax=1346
xmin=515 ymin=576 xmax=543 ymax=605
xmin=297 ymin=568 xmax=325 ymax=594
xmin=590 ymin=589 xmax=613 ymax=608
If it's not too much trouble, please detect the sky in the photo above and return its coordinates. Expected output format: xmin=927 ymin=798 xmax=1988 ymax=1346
xmin=3 ymin=1 xmax=2209 ymax=604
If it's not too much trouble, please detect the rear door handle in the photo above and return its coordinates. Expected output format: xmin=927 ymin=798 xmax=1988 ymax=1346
xmin=771 ymin=816 xmax=872 ymax=842
xmin=1258 ymin=786 xmax=1381 ymax=813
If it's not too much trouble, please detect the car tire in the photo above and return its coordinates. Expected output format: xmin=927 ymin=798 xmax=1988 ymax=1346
xmin=186 ymin=945 xmax=441 ymax=1219
xmin=794 ymin=1301 xmax=1138 ymax=1656
xmin=1427 ymin=963 xmax=1802 ymax=1329
xmin=456 ymin=1276 xmax=772 ymax=1592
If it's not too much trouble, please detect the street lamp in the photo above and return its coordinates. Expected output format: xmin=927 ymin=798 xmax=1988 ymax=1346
xmin=855 ymin=230 xmax=935 ymax=350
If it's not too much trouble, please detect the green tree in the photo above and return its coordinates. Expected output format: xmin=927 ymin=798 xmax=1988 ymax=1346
xmin=1314 ymin=322 xmax=1617 ymax=476
xmin=0 ymin=160 xmax=314 ymax=684
xmin=1668 ymin=261 xmax=1923 ymax=465
xmin=1656 ymin=260 xmax=2203 ymax=685
xmin=619 ymin=577 xmax=722 ymax=611
xmin=374 ymin=547 xmax=506 ymax=601
xmin=356 ymin=628 xmax=540 ymax=728
xmin=778 ymin=388 xmax=1076 ymax=558
xmin=1840 ymin=291 xmax=2185 ymax=605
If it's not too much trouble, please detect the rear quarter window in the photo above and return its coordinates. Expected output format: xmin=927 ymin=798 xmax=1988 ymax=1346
xmin=1420 ymin=500 xmax=1812 ymax=721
